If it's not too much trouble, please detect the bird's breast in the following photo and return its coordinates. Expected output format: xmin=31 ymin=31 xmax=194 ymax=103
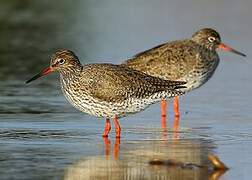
xmin=180 ymin=52 xmax=220 ymax=91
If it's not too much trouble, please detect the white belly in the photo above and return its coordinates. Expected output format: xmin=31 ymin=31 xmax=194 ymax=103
xmin=61 ymin=85 xmax=176 ymax=118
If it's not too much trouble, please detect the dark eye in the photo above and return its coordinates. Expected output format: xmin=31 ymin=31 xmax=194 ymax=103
xmin=208 ymin=36 xmax=216 ymax=43
xmin=58 ymin=59 xmax=65 ymax=64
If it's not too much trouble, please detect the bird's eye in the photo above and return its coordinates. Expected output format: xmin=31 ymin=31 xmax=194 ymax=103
xmin=208 ymin=36 xmax=216 ymax=43
xmin=58 ymin=59 xmax=65 ymax=64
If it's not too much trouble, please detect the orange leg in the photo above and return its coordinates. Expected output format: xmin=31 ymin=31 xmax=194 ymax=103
xmin=161 ymin=99 xmax=167 ymax=129
xmin=160 ymin=99 xmax=167 ymax=117
xmin=102 ymin=118 xmax=111 ymax=137
xmin=173 ymin=96 xmax=180 ymax=117
xmin=113 ymin=115 xmax=121 ymax=138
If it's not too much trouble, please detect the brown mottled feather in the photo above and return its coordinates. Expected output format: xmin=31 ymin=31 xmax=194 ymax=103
xmin=122 ymin=29 xmax=227 ymax=92
xmin=124 ymin=39 xmax=213 ymax=81
xmin=27 ymin=49 xmax=187 ymax=118
xmin=79 ymin=64 xmax=186 ymax=103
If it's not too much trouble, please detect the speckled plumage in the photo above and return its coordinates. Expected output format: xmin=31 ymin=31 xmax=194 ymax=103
xmin=126 ymin=44 xmax=217 ymax=92
xmin=123 ymin=28 xmax=224 ymax=92
xmin=42 ymin=50 xmax=186 ymax=118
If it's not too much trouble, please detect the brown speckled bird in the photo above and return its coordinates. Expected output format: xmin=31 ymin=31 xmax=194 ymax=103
xmin=26 ymin=49 xmax=186 ymax=138
xmin=123 ymin=28 xmax=246 ymax=117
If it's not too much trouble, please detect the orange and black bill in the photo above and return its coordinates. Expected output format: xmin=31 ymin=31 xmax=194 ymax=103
xmin=218 ymin=43 xmax=246 ymax=57
xmin=26 ymin=67 xmax=53 ymax=84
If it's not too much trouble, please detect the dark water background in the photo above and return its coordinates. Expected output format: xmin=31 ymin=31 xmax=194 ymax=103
xmin=0 ymin=0 xmax=252 ymax=179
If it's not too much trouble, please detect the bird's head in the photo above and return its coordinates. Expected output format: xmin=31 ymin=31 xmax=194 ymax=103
xmin=26 ymin=49 xmax=81 ymax=83
xmin=191 ymin=28 xmax=246 ymax=57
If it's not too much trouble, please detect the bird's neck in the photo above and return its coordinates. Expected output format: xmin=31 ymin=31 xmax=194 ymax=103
xmin=59 ymin=66 xmax=82 ymax=85
xmin=202 ymin=45 xmax=217 ymax=56
xmin=198 ymin=45 xmax=219 ymax=64
xmin=188 ymin=40 xmax=218 ymax=62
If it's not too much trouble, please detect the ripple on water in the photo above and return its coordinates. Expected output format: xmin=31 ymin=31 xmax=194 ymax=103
xmin=0 ymin=129 xmax=90 ymax=141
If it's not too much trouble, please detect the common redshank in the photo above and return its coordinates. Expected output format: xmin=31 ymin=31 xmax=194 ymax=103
xmin=123 ymin=28 xmax=246 ymax=118
xmin=26 ymin=49 xmax=186 ymax=138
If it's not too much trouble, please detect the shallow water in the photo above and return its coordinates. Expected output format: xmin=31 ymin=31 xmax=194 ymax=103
xmin=0 ymin=0 xmax=252 ymax=179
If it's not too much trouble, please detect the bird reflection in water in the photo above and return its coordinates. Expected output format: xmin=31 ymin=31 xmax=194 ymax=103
xmin=160 ymin=110 xmax=180 ymax=141
xmin=103 ymin=113 xmax=179 ymax=160
xmin=64 ymin=116 xmax=228 ymax=180
xmin=103 ymin=137 xmax=120 ymax=159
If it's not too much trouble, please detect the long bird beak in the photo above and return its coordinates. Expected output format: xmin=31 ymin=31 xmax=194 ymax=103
xmin=26 ymin=67 xmax=54 ymax=84
xmin=218 ymin=43 xmax=246 ymax=57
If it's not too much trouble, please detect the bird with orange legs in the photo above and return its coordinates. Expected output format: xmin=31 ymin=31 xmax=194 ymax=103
xmin=123 ymin=28 xmax=246 ymax=124
xmin=26 ymin=49 xmax=186 ymax=138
